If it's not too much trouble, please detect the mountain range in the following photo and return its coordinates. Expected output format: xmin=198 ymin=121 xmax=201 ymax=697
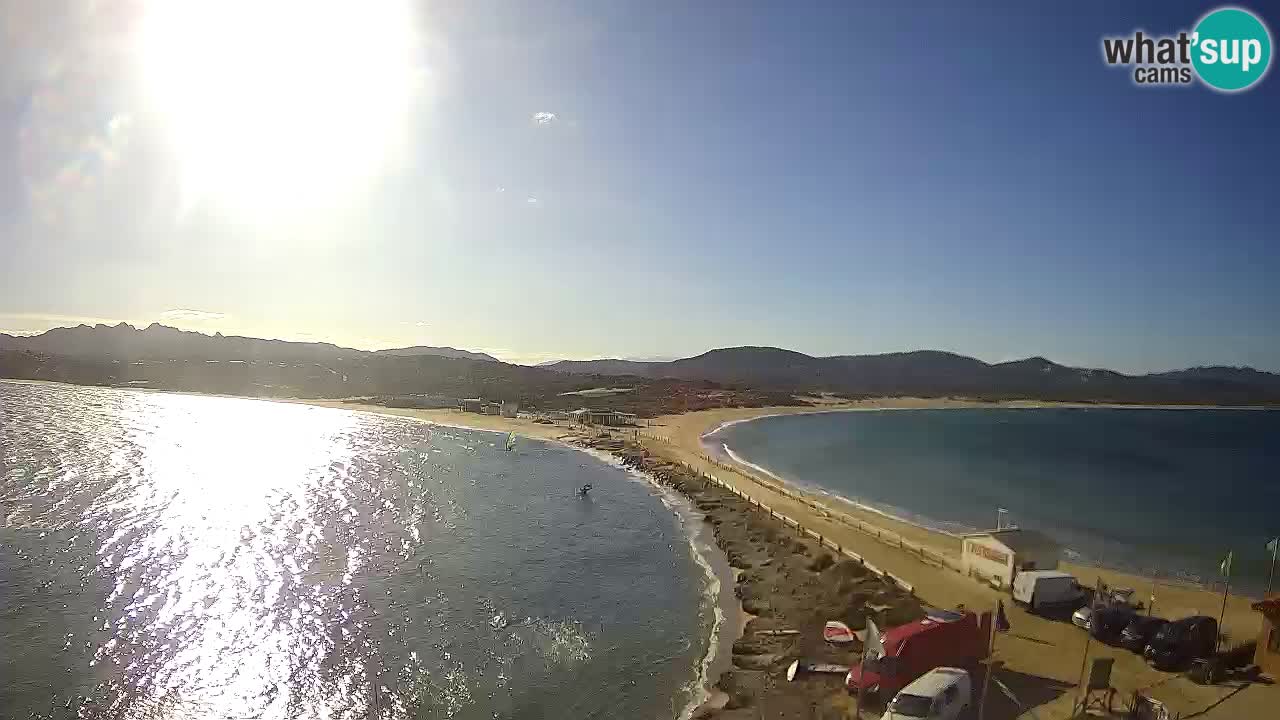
xmin=0 ymin=323 xmax=789 ymax=415
xmin=373 ymin=346 xmax=499 ymax=362
xmin=1 ymin=324 xmax=1278 ymax=406
xmin=0 ymin=323 xmax=497 ymax=363
xmin=545 ymin=347 xmax=1280 ymax=405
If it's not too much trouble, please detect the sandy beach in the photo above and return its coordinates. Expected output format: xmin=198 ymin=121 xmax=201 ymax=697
xmin=642 ymin=403 xmax=1276 ymax=718
xmin=293 ymin=397 xmax=1277 ymax=719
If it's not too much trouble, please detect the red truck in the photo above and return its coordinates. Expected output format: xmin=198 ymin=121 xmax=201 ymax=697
xmin=845 ymin=609 xmax=990 ymax=700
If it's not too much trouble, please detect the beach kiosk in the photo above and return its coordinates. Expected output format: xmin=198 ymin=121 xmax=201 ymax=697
xmin=1251 ymin=596 xmax=1280 ymax=678
xmin=961 ymin=528 xmax=1061 ymax=589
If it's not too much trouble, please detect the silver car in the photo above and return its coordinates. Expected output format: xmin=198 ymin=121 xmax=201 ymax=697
xmin=1072 ymin=605 xmax=1093 ymax=630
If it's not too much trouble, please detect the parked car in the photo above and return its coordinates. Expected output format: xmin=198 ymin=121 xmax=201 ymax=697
xmin=1145 ymin=616 xmax=1218 ymax=670
xmin=1071 ymin=605 xmax=1093 ymax=630
xmin=846 ymin=610 xmax=985 ymax=700
xmin=1120 ymin=616 xmax=1169 ymax=654
xmin=1011 ymin=570 xmax=1086 ymax=614
xmin=881 ymin=667 xmax=971 ymax=720
xmin=1090 ymin=606 xmax=1136 ymax=643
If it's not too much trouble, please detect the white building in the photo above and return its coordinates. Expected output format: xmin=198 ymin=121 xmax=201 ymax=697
xmin=567 ymin=409 xmax=637 ymax=426
xmin=961 ymin=528 xmax=1061 ymax=590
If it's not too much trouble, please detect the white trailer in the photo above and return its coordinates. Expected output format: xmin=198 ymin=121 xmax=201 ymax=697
xmin=1011 ymin=570 xmax=1084 ymax=612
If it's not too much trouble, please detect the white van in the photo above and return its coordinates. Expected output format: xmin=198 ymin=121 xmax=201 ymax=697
xmin=1011 ymin=570 xmax=1083 ymax=613
xmin=881 ymin=667 xmax=971 ymax=720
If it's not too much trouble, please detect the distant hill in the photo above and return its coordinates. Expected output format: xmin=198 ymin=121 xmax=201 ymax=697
xmin=1148 ymin=366 xmax=1280 ymax=389
xmin=546 ymin=347 xmax=1280 ymax=405
xmin=0 ymin=323 xmax=803 ymax=415
xmin=0 ymin=323 xmax=495 ymax=363
xmin=374 ymin=346 xmax=498 ymax=362
xmin=3 ymin=326 xmax=1277 ymax=406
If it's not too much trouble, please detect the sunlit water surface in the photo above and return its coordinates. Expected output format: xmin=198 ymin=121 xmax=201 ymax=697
xmin=1 ymin=382 xmax=712 ymax=719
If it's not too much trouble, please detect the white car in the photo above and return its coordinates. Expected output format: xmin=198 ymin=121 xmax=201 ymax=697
xmin=881 ymin=667 xmax=971 ymax=720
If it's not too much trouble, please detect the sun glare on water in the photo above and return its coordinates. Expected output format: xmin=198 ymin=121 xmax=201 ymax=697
xmin=138 ymin=0 xmax=422 ymax=214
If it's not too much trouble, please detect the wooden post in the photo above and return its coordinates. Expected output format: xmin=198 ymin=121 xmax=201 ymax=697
xmin=1075 ymin=629 xmax=1093 ymax=711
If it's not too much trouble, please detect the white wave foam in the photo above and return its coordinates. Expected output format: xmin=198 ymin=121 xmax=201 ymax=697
xmin=699 ymin=414 xmax=783 ymax=439
xmin=719 ymin=442 xmax=972 ymax=538
xmin=700 ymin=406 xmax=941 ymax=444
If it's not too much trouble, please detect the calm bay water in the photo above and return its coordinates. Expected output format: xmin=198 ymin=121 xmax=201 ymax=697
xmin=0 ymin=382 xmax=715 ymax=719
xmin=711 ymin=408 xmax=1280 ymax=596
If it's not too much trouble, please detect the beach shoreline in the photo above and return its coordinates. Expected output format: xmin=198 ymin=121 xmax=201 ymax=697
xmin=276 ymin=397 xmax=1274 ymax=717
xmin=247 ymin=394 xmax=1272 ymax=715
xmin=696 ymin=408 xmax=1273 ymax=593
xmin=7 ymin=381 xmax=1276 ymax=717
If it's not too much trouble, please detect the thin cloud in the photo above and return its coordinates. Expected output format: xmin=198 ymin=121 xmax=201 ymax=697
xmin=531 ymin=111 xmax=558 ymax=125
xmin=160 ymin=308 xmax=227 ymax=323
xmin=0 ymin=312 xmax=121 ymax=329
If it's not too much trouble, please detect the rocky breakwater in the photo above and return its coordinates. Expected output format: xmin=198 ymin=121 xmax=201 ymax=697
xmin=583 ymin=437 xmax=927 ymax=719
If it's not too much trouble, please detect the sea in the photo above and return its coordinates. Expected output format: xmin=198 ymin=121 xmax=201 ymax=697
xmin=707 ymin=407 xmax=1280 ymax=597
xmin=0 ymin=382 xmax=722 ymax=720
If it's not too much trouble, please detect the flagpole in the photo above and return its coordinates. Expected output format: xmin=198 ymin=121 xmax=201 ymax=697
xmin=1148 ymin=567 xmax=1157 ymax=617
xmin=1216 ymin=552 xmax=1231 ymax=654
xmin=853 ymin=646 xmax=865 ymax=719
xmin=977 ymin=605 xmax=997 ymax=720
xmin=1267 ymin=538 xmax=1278 ymax=597
xmin=854 ymin=614 xmax=866 ymax=720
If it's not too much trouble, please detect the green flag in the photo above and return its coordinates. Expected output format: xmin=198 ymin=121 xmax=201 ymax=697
xmin=1219 ymin=551 xmax=1233 ymax=576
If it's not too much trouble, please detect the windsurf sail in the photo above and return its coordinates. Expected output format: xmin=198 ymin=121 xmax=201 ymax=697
xmin=505 ymin=431 xmax=516 ymax=451
xmin=823 ymin=620 xmax=856 ymax=644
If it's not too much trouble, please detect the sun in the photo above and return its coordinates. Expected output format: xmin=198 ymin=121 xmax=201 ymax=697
xmin=138 ymin=0 xmax=422 ymax=214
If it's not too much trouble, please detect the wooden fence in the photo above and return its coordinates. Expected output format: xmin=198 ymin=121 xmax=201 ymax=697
xmin=638 ymin=432 xmax=970 ymax=594
xmin=672 ymin=457 xmax=917 ymax=596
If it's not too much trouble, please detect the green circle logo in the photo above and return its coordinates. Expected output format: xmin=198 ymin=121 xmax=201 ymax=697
xmin=1192 ymin=7 xmax=1272 ymax=91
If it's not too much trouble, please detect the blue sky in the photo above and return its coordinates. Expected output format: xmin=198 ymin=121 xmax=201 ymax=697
xmin=0 ymin=1 xmax=1277 ymax=371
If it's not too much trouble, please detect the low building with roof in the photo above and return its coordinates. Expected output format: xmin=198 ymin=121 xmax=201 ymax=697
xmin=960 ymin=528 xmax=1062 ymax=589
xmin=1252 ymin=596 xmax=1280 ymax=678
xmin=567 ymin=409 xmax=636 ymax=426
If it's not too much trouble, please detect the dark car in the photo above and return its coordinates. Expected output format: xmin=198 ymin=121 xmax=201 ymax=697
xmin=1120 ymin=616 xmax=1168 ymax=654
xmin=1089 ymin=606 xmax=1135 ymax=643
xmin=1144 ymin=616 xmax=1218 ymax=670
